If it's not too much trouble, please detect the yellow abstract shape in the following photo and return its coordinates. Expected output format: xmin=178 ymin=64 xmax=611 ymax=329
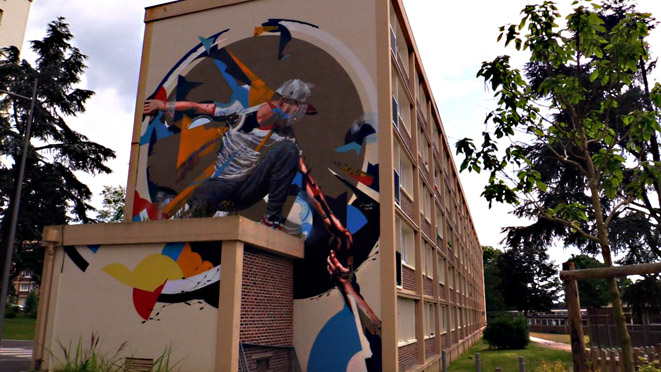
xmin=177 ymin=243 xmax=214 ymax=277
xmin=226 ymin=49 xmax=275 ymax=106
xmin=103 ymin=254 xmax=183 ymax=292
xmin=175 ymin=115 xmax=228 ymax=183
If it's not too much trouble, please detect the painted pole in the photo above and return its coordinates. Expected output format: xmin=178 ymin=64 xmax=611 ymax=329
xmin=475 ymin=353 xmax=481 ymax=372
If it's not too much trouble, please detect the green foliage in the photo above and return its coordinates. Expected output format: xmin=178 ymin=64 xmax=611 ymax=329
xmin=483 ymin=246 xmax=506 ymax=311
xmin=4 ymin=301 xmax=20 ymax=318
xmin=621 ymin=276 xmax=661 ymax=323
xmin=496 ymin=246 xmax=561 ymax=314
xmin=96 ymin=185 xmax=125 ymax=223
xmin=24 ymin=289 xmax=38 ymax=318
xmin=570 ymin=254 xmax=610 ymax=308
xmin=637 ymin=357 xmax=661 ymax=372
xmin=534 ymin=360 xmax=568 ymax=372
xmin=52 ymin=333 xmax=180 ymax=372
xmin=483 ymin=314 xmax=530 ymax=349
xmin=0 ymin=18 xmax=115 ymax=288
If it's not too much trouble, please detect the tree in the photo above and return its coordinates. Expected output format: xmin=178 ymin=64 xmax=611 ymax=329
xmin=456 ymin=1 xmax=658 ymax=370
xmin=570 ymin=254 xmax=610 ymax=308
xmin=621 ymin=276 xmax=661 ymax=324
xmin=496 ymin=245 xmax=561 ymax=314
xmin=97 ymin=185 xmax=125 ymax=223
xmin=0 ymin=18 xmax=115 ymax=285
xmin=483 ymin=246 xmax=506 ymax=312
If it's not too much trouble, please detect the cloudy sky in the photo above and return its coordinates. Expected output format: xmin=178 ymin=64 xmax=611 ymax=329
xmin=21 ymin=0 xmax=661 ymax=264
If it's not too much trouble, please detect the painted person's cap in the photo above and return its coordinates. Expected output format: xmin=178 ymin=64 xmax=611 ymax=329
xmin=276 ymin=79 xmax=317 ymax=115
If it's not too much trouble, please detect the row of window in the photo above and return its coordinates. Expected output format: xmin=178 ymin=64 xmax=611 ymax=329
xmin=397 ymin=297 xmax=482 ymax=346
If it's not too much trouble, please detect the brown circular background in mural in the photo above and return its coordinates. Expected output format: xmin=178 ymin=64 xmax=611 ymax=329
xmin=147 ymin=35 xmax=366 ymax=221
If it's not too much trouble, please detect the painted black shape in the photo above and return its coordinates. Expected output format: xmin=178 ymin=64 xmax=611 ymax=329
xmin=63 ymin=246 xmax=89 ymax=272
xmin=207 ymin=47 xmax=252 ymax=87
xmin=188 ymin=241 xmax=222 ymax=267
xmin=344 ymin=122 xmax=376 ymax=146
xmin=173 ymin=75 xmax=204 ymax=122
xmin=294 ymin=173 xmax=380 ymax=299
xmin=259 ymin=19 xmax=319 ymax=60
xmin=157 ymin=280 xmax=220 ymax=308
xmin=366 ymin=163 xmax=380 ymax=192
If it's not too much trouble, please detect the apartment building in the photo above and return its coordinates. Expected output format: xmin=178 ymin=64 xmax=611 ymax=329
xmin=0 ymin=0 xmax=32 ymax=50
xmin=34 ymin=1 xmax=484 ymax=371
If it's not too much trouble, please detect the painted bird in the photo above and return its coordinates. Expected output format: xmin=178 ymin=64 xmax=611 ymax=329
xmin=254 ymin=18 xmax=319 ymax=60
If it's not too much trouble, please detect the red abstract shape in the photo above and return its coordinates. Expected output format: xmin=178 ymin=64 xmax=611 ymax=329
xmin=348 ymin=174 xmax=374 ymax=187
xmin=132 ymin=191 xmax=169 ymax=220
xmin=154 ymin=86 xmax=167 ymax=101
xmin=132 ymin=282 xmax=166 ymax=320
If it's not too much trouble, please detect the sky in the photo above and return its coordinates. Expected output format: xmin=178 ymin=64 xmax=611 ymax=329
xmin=21 ymin=0 xmax=661 ymax=266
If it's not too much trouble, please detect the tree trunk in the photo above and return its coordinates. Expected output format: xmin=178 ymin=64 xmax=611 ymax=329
xmin=606 ymin=276 xmax=634 ymax=372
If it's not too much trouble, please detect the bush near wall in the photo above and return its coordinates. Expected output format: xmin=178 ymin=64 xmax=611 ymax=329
xmin=483 ymin=313 xmax=530 ymax=349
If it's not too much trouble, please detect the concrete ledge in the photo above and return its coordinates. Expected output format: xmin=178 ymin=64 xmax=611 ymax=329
xmin=145 ymin=0 xmax=259 ymax=23
xmin=42 ymin=216 xmax=304 ymax=259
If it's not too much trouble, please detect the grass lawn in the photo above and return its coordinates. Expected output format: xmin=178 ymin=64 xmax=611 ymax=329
xmin=448 ymin=340 xmax=573 ymax=372
xmin=2 ymin=317 xmax=36 ymax=340
xmin=531 ymin=332 xmax=590 ymax=347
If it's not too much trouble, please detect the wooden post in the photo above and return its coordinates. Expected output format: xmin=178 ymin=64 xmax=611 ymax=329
xmin=563 ymin=261 xmax=589 ymax=372
xmin=609 ymin=349 xmax=617 ymax=372
xmin=475 ymin=353 xmax=481 ymax=372
xmin=519 ymin=356 xmax=525 ymax=372
xmin=495 ymin=368 xmax=502 ymax=372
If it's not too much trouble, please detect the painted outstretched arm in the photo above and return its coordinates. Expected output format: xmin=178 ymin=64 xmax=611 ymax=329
xmin=144 ymin=99 xmax=217 ymax=116
xmin=298 ymin=157 xmax=353 ymax=252
xmin=327 ymin=250 xmax=382 ymax=335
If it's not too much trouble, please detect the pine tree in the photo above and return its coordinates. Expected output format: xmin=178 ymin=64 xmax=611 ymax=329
xmin=0 ymin=18 xmax=115 ymax=284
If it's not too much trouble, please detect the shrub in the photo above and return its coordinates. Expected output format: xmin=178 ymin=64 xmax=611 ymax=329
xmin=4 ymin=302 xmax=20 ymax=318
xmin=637 ymin=357 xmax=661 ymax=372
xmin=483 ymin=313 xmax=530 ymax=349
xmin=24 ymin=290 xmax=38 ymax=318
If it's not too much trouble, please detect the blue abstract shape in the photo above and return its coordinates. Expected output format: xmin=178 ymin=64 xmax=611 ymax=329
xmin=334 ymin=142 xmax=362 ymax=155
xmin=347 ymin=205 xmax=368 ymax=234
xmin=292 ymin=172 xmax=303 ymax=188
xmin=139 ymin=112 xmax=175 ymax=145
xmin=198 ymin=36 xmax=215 ymax=53
xmin=161 ymin=242 xmax=186 ymax=261
xmin=87 ymin=245 xmax=100 ymax=254
xmin=308 ymin=304 xmax=363 ymax=372
xmin=295 ymin=193 xmax=313 ymax=237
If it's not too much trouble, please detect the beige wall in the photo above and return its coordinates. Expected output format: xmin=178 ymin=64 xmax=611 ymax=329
xmin=0 ymin=0 xmax=32 ymax=49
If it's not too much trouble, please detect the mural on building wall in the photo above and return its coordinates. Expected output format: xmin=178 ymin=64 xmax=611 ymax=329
xmin=64 ymin=242 xmax=221 ymax=321
xmin=130 ymin=16 xmax=381 ymax=372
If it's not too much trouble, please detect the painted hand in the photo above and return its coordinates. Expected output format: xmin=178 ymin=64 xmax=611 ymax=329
xmin=144 ymin=99 xmax=166 ymax=115
xmin=325 ymin=214 xmax=353 ymax=252
xmin=327 ymin=250 xmax=354 ymax=292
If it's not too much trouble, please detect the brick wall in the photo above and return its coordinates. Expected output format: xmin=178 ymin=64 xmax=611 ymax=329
xmin=425 ymin=337 xmax=436 ymax=359
xmin=403 ymin=265 xmax=416 ymax=292
xmin=240 ymin=247 xmax=294 ymax=346
xmin=398 ymin=342 xmax=418 ymax=371
xmin=423 ymin=276 xmax=433 ymax=296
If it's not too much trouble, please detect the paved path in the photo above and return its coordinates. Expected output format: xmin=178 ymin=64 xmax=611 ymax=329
xmin=0 ymin=340 xmax=33 ymax=372
xmin=530 ymin=336 xmax=572 ymax=351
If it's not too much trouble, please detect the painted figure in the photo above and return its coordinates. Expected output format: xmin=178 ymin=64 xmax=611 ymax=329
xmin=144 ymin=79 xmax=352 ymax=247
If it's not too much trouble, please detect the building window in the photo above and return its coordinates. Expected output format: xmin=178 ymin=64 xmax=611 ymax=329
xmin=424 ymin=302 xmax=436 ymax=339
xmin=441 ymin=305 xmax=447 ymax=334
xmin=438 ymin=254 xmax=446 ymax=284
xmin=423 ymin=241 xmax=433 ymax=279
xmin=450 ymin=305 xmax=456 ymax=331
xmin=418 ymin=129 xmax=430 ymax=169
xmin=397 ymin=297 xmax=416 ymax=345
xmin=394 ymin=140 xmax=414 ymax=198
xmin=420 ymin=184 xmax=432 ymax=223
xmin=396 ymin=216 xmax=415 ymax=269
xmin=19 ymin=283 xmax=31 ymax=292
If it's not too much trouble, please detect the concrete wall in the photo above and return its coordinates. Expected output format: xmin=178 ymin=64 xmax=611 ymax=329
xmin=0 ymin=0 xmax=31 ymax=49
